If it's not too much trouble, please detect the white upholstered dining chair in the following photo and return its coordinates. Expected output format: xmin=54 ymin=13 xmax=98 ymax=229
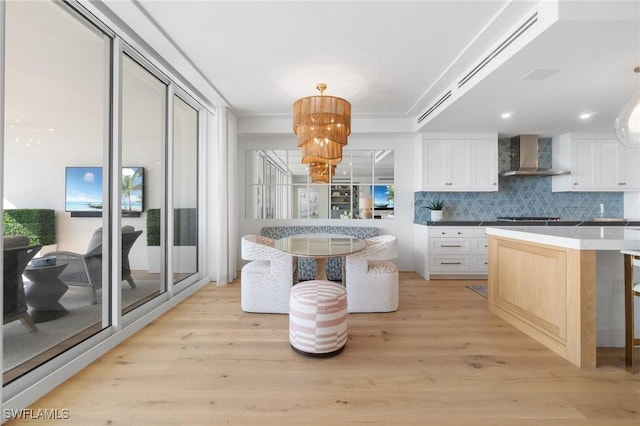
xmin=240 ymin=235 xmax=297 ymax=314
xmin=345 ymin=234 xmax=399 ymax=313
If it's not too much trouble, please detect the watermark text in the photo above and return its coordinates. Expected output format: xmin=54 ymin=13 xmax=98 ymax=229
xmin=3 ymin=408 xmax=70 ymax=420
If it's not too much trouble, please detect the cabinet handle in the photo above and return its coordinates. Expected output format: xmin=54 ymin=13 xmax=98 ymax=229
xmin=457 ymin=232 xmax=462 ymax=234
xmin=618 ymin=182 xmax=626 ymax=185
xmin=573 ymin=182 xmax=578 ymax=185
xmin=493 ymin=182 xmax=497 ymax=185
xmin=441 ymin=262 xmax=463 ymax=265
xmin=441 ymin=244 xmax=463 ymax=248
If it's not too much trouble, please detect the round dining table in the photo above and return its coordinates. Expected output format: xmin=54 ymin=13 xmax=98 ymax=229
xmin=274 ymin=235 xmax=366 ymax=281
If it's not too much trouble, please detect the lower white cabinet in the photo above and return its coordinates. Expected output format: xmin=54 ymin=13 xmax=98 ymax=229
xmin=428 ymin=226 xmax=487 ymax=278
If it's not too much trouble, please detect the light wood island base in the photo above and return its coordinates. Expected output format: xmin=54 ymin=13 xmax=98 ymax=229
xmin=488 ymin=235 xmax=597 ymax=368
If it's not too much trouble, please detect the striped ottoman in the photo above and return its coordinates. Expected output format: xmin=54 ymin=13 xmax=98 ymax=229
xmin=289 ymin=280 xmax=348 ymax=357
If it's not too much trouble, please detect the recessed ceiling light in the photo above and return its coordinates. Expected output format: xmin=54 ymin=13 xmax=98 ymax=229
xmin=579 ymin=113 xmax=592 ymax=120
xmin=501 ymin=112 xmax=512 ymax=119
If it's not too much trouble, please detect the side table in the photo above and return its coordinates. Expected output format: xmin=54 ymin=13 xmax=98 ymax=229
xmin=24 ymin=263 xmax=69 ymax=323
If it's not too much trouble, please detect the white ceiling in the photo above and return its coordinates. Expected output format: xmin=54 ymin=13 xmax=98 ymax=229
xmin=106 ymin=0 xmax=640 ymax=138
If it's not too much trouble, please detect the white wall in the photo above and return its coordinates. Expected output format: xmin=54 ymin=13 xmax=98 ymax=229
xmin=3 ymin=113 xmax=155 ymax=269
xmin=237 ymin=132 xmax=417 ymax=273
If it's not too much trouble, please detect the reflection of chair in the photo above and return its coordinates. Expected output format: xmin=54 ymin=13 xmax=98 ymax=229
xmin=3 ymin=236 xmax=41 ymax=332
xmin=345 ymin=235 xmax=399 ymax=313
xmin=45 ymin=226 xmax=142 ymax=305
xmin=241 ymin=235 xmax=297 ymax=314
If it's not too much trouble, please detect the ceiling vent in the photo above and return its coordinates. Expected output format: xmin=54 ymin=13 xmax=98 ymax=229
xmin=458 ymin=11 xmax=538 ymax=89
xmin=416 ymin=10 xmax=542 ymax=127
xmin=417 ymin=90 xmax=452 ymax=124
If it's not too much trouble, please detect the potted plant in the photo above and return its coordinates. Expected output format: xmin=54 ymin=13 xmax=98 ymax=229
xmin=3 ymin=209 xmax=56 ymax=251
xmin=426 ymin=200 xmax=445 ymax=221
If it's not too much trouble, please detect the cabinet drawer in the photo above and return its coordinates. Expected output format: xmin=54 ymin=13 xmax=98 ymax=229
xmin=430 ymin=238 xmax=471 ymax=253
xmin=429 ymin=227 xmax=473 ymax=238
xmin=430 ymin=256 xmax=470 ymax=272
xmin=473 ymin=255 xmax=489 ymax=272
xmin=474 ymin=238 xmax=489 ymax=252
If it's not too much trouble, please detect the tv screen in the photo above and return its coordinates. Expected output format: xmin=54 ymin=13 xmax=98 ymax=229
xmin=65 ymin=166 xmax=144 ymax=214
xmin=372 ymin=185 xmax=394 ymax=209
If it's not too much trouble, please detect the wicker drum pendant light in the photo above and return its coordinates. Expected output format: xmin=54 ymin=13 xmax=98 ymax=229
xmin=309 ymin=162 xmax=336 ymax=183
xmin=293 ymin=83 xmax=351 ymax=166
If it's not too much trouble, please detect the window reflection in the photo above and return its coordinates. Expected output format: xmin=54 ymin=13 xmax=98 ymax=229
xmin=121 ymin=54 xmax=167 ymax=312
xmin=172 ymin=96 xmax=199 ymax=283
xmin=3 ymin=0 xmax=110 ymax=384
xmin=245 ymin=149 xmax=394 ymax=220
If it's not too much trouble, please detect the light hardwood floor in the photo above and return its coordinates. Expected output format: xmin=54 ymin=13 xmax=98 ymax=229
xmin=6 ymin=272 xmax=640 ymax=425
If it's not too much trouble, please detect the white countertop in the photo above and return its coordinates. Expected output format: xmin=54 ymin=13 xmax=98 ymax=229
xmin=485 ymin=226 xmax=640 ymax=250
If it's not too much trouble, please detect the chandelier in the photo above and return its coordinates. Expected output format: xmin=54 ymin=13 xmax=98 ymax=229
xmin=308 ymin=162 xmax=336 ymax=183
xmin=293 ymin=83 xmax=351 ymax=169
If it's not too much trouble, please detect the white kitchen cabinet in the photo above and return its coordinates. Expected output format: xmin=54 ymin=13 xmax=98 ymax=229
xmin=421 ymin=135 xmax=498 ymax=191
xmin=428 ymin=227 xmax=488 ymax=278
xmin=552 ymin=133 xmax=640 ymax=191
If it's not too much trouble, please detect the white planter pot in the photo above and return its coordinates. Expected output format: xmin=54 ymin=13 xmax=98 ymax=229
xmin=430 ymin=210 xmax=443 ymax=221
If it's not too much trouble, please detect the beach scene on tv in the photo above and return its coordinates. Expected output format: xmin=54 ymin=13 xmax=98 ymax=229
xmin=373 ymin=184 xmax=394 ymax=209
xmin=65 ymin=166 xmax=144 ymax=212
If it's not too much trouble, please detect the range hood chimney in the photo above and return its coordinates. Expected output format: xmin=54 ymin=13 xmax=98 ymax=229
xmin=501 ymin=135 xmax=570 ymax=177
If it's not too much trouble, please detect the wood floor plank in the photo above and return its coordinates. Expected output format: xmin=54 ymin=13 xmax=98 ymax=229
xmin=5 ymin=272 xmax=640 ymax=425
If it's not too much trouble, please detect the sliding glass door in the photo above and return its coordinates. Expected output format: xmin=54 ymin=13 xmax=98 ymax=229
xmin=3 ymin=0 xmax=111 ymax=384
xmin=172 ymin=95 xmax=199 ymax=284
xmin=121 ymin=53 xmax=168 ymax=312
xmin=2 ymin=0 xmax=204 ymax=389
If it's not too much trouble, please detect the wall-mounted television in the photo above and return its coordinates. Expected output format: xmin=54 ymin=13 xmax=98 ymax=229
xmin=372 ymin=184 xmax=394 ymax=209
xmin=65 ymin=166 xmax=144 ymax=217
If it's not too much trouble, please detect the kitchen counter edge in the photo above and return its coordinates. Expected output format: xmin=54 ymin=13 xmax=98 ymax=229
xmin=414 ymin=220 xmax=640 ymax=227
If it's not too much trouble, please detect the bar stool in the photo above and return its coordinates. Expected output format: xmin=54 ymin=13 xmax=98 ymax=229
xmin=621 ymin=250 xmax=640 ymax=373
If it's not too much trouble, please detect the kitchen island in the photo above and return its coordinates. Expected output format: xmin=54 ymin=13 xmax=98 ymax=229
xmin=486 ymin=226 xmax=640 ymax=368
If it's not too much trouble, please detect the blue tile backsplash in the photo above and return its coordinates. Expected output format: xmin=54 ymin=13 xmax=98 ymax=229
xmin=414 ymin=138 xmax=624 ymax=223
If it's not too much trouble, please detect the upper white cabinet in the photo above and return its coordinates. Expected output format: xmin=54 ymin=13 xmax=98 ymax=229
xmin=420 ymin=134 xmax=498 ymax=191
xmin=552 ymin=133 xmax=640 ymax=191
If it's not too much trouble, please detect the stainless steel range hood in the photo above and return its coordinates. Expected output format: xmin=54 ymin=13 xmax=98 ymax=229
xmin=501 ymin=135 xmax=570 ymax=177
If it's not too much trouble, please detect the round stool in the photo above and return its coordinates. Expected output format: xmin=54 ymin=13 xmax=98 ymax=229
xmin=289 ymin=280 xmax=348 ymax=357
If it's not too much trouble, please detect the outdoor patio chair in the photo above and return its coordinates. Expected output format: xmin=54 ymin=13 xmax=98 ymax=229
xmin=45 ymin=226 xmax=142 ymax=305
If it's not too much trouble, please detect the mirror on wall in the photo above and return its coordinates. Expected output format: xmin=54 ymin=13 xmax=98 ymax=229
xmin=245 ymin=149 xmax=394 ymax=220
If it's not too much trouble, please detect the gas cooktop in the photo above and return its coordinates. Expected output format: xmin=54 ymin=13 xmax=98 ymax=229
xmin=496 ymin=216 xmax=561 ymax=222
